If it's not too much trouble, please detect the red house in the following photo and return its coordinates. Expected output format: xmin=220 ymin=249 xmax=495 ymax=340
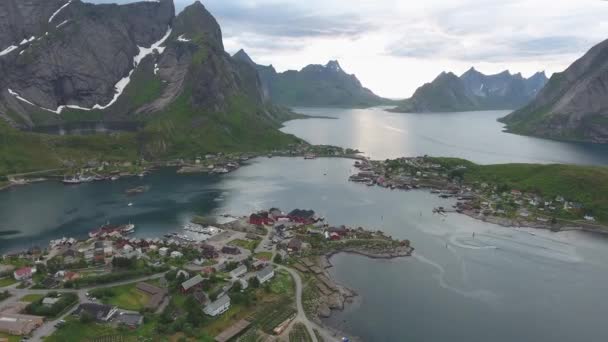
xmin=249 ymin=212 xmax=273 ymax=225
xmin=287 ymin=209 xmax=316 ymax=224
xmin=329 ymin=232 xmax=341 ymax=241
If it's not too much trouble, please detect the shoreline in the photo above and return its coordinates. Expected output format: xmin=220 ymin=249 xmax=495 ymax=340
xmin=300 ymin=245 xmax=414 ymax=340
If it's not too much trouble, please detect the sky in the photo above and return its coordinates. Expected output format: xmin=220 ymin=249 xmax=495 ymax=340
xmin=90 ymin=0 xmax=608 ymax=98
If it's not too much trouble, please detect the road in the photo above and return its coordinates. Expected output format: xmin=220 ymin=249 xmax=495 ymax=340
xmin=256 ymin=222 xmax=338 ymax=342
xmin=276 ymin=265 xmax=318 ymax=342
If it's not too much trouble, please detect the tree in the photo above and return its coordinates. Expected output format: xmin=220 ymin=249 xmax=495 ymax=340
xmin=273 ymin=254 xmax=283 ymax=264
xmin=80 ymin=312 xmax=94 ymax=323
xmin=249 ymin=277 xmax=260 ymax=289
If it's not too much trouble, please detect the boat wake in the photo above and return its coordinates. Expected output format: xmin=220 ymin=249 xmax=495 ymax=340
xmin=413 ymin=252 xmax=501 ymax=305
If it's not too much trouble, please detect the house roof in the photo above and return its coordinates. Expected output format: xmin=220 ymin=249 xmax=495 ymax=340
xmin=256 ymin=266 xmax=274 ymax=279
xmin=116 ymin=313 xmax=143 ymax=326
xmin=230 ymin=265 xmax=247 ymax=277
xmin=136 ymin=282 xmax=163 ymax=295
xmin=14 ymin=267 xmax=33 ymax=277
xmin=181 ymin=274 xmax=204 ymax=291
xmin=288 ymin=209 xmax=315 ymax=219
xmin=75 ymin=303 xmax=115 ymax=320
xmin=205 ymin=295 xmax=230 ymax=313
xmin=288 ymin=238 xmax=302 ymax=249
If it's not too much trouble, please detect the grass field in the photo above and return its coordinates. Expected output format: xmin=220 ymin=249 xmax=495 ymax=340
xmin=44 ymin=318 xmax=135 ymax=342
xmin=228 ymin=239 xmax=260 ymax=252
xmin=0 ymin=332 xmax=20 ymax=342
xmin=253 ymin=252 xmax=273 ymax=261
xmin=92 ymin=283 xmax=150 ymax=311
xmin=289 ymin=323 xmax=313 ymax=342
xmin=0 ymin=277 xmax=17 ymax=288
xmin=269 ymin=270 xmax=294 ymax=296
xmin=19 ymin=294 xmax=44 ymax=302
xmin=253 ymin=299 xmax=297 ymax=334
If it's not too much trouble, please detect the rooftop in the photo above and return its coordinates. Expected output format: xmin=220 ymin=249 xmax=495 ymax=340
xmin=181 ymin=274 xmax=204 ymax=291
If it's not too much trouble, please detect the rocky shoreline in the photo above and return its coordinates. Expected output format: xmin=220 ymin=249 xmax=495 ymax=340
xmin=299 ymin=245 xmax=414 ymax=329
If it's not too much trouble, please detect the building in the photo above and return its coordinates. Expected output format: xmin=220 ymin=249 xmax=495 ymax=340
xmin=249 ymin=212 xmax=273 ymax=226
xmin=136 ymin=282 xmax=168 ymax=311
xmin=115 ymin=312 xmax=144 ymax=328
xmin=13 ymin=267 xmax=36 ymax=281
xmin=0 ymin=313 xmax=43 ymax=335
xmin=287 ymin=238 xmax=303 ymax=252
xmin=238 ymin=278 xmax=249 ymax=290
xmin=287 ymin=209 xmax=316 ymax=224
xmin=221 ymin=246 xmax=241 ymax=255
xmin=256 ymin=266 xmax=275 ymax=284
xmin=170 ymin=251 xmax=184 ymax=259
xmin=585 ymin=215 xmax=596 ymax=222
xmin=229 ymin=265 xmax=247 ymax=278
xmin=74 ymin=303 xmax=117 ymax=322
xmin=159 ymin=247 xmax=169 ymax=256
xmin=181 ymin=274 xmax=204 ymax=293
xmin=204 ymin=295 xmax=231 ymax=317
xmin=200 ymin=244 xmax=219 ymax=259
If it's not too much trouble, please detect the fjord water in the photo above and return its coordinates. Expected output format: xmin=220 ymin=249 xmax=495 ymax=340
xmin=283 ymin=108 xmax=608 ymax=165
xmin=2 ymin=109 xmax=608 ymax=341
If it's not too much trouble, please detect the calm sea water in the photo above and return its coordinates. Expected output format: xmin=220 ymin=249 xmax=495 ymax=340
xmin=283 ymin=108 xmax=608 ymax=165
xmin=2 ymin=109 xmax=608 ymax=341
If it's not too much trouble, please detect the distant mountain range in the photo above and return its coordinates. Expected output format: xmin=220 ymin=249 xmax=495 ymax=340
xmin=500 ymin=39 xmax=608 ymax=144
xmin=233 ymin=49 xmax=391 ymax=108
xmin=390 ymin=68 xmax=548 ymax=113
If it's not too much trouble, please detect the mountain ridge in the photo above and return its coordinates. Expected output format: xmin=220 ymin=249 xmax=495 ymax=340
xmin=232 ymin=49 xmax=392 ymax=108
xmin=390 ymin=67 xmax=548 ymax=113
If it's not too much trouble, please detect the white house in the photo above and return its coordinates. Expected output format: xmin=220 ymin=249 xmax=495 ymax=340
xmin=159 ymin=247 xmax=169 ymax=257
xmin=123 ymin=244 xmax=134 ymax=253
xmin=229 ymin=265 xmax=247 ymax=278
xmin=170 ymin=251 xmax=183 ymax=259
xmin=204 ymin=295 xmax=231 ymax=317
xmin=256 ymin=266 xmax=275 ymax=284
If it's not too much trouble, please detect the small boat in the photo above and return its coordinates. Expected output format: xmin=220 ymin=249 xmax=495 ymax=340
xmin=62 ymin=177 xmax=81 ymax=185
xmin=128 ymin=203 xmax=133 ymax=207
xmin=110 ymin=176 xmax=119 ymax=181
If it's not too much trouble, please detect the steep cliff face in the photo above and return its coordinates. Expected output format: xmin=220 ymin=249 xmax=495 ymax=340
xmin=0 ymin=0 xmax=301 ymax=167
xmin=500 ymin=39 xmax=608 ymax=143
xmin=0 ymin=0 xmax=175 ymax=126
xmin=233 ymin=50 xmax=390 ymax=108
xmin=391 ymin=67 xmax=548 ymax=113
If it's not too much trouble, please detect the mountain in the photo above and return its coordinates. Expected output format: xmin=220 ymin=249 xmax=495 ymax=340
xmin=391 ymin=68 xmax=548 ymax=113
xmin=499 ymin=39 xmax=608 ymax=143
xmin=0 ymin=0 xmax=301 ymax=172
xmin=233 ymin=49 xmax=391 ymax=108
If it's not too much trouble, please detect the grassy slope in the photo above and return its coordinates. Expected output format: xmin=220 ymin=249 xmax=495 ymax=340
xmin=431 ymin=157 xmax=608 ymax=222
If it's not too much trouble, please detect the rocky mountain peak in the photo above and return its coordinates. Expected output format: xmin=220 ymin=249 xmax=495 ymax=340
xmin=174 ymin=0 xmax=223 ymax=50
xmin=326 ymin=60 xmax=343 ymax=72
xmin=233 ymin=49 xmax=255 ymax=66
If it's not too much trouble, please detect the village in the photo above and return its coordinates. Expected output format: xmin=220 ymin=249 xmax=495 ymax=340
xmin=0 ymin=207 xmax=412 ymax=342
xmin=349 ymin=156 xmax=606 ymax=232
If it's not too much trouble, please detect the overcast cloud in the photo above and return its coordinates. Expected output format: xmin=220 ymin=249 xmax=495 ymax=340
xmin=89 ymin=0 xmax=608 ymax=98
